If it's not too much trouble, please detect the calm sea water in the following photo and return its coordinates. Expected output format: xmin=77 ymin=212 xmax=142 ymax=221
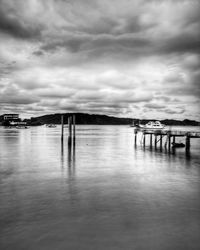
xmin=0 ymin=125 xmax=200 ymax=250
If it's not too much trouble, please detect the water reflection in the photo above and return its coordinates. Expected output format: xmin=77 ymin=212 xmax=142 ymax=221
xmin=136 ymin=138 xmax=193 ymax=164
xmin=60 ymin=138 xmax=76 ymax=178
xmin=61 ymin=140 xmax=64 ymax=170
xmin=0 ymin=126 xmax=199 ymax=250
xmin=67 ymin=138 xmax=76 ymax=178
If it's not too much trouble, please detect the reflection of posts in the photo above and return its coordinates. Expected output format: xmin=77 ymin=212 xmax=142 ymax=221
xmin=68 ymin=136 xmax=76 ymax=176
xmin=185 ymin=134 xmax=190 ymax=156
xmin=68 ymin=115 xmax=76 ymax=173
xmin=61 ymin=139 xmax=64 ymax=169
xmin=68 ymin=140 xmax=72 ymax=166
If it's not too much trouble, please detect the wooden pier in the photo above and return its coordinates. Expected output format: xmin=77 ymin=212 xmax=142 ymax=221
xmin=134 ymin=128 xmax=200 ymax=154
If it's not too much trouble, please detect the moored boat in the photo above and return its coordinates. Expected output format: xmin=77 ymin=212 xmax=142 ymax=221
xmin=139 ymin=121 xmax=165 ymax=129
xmin=46 ymin=124 xmax=57 ymax=128
xmin=172 ymin=142 xmax=185 ymax=148
xmin=16 ymin=125 xmax=29 ymax=129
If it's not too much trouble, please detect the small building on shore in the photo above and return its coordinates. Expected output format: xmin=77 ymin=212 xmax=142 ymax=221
xmin=0 ymin=114 xmax=19 ymax=121
xmin=0 ymin=114 xmax=27 ymax=126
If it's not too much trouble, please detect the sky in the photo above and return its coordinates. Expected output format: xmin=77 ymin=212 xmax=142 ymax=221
xmin=0 ymin=0 xmax=200 ymax=120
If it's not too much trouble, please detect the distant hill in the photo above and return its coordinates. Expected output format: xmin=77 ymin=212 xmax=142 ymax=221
xmin=34 ymin=113 xmax=132 ymax=125
xmin=32 ymin=113 xmax=200 ymax=126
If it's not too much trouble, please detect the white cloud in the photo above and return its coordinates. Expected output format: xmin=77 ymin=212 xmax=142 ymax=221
xmin=0 ymin=0 xmax=199 ymax=120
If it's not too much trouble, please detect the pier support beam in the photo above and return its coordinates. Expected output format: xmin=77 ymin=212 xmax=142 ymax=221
xmin=143 ymin=133 xmax=146 ymax=147
xmin=154 ymin=135 xmax=157 ymax=149
xmin=186 ymin=135 xmax=190 ymax=153
xmin=160 ymin=135 xmax=162 ymax=151
xmin=68 ymin=115 xmax=76 ymax=147
xmin=73 ymin=115 xmax=76 ymax=136
xmin=168 ymin=135 xmax=171 ymax=152
xmin=61 ymin=115 xmax=64 ymax=141
xmin=150 ymin=134 xmax=152 ymax=149
xmin=68 ymin=116 xmax=72 ymax=146
xmin=134 ymin=131 xmax=137 ymax=146
xmin=72 ymin=115 xmax=76 ymax=147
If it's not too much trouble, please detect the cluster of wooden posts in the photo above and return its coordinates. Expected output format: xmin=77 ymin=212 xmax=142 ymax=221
xmin=61 ymin=115 xmax=76 ymax=145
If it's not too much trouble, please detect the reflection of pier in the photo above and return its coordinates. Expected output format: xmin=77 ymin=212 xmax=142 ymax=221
xmin=134 ymin=128 xmax=200 ymax=154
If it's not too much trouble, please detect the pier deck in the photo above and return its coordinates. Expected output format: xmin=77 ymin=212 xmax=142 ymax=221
xmin=134 ymin=128 xmax=200 ymax=153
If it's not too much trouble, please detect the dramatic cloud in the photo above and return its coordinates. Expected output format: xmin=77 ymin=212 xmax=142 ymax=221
xmin=0 ymin=0 xmax=200 ymax=120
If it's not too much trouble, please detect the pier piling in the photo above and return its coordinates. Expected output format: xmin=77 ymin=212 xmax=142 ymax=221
xmin=143 ymin=133 xmax=146 ymax=147
xmin=134 ymin=131 xmax=137 ymax=145
xmin=168 ymin=134 xmax=171 ymax=152
xmin=160 ymin=135 xmax=162 ymax=151
xmin=61 ymin=115 xmax=64 ymax=141
xmin=73 ymin=115 xmax=76 ymax=139
xmin=186 ymin=134 xmax=190 ymax=152
xmin=154 ymin=135 xmax=157 ymax=149
xmin=68 ymin=116 xmax=72 ymax=146
xmin=150 ymin=134 xmax=152 ymax=148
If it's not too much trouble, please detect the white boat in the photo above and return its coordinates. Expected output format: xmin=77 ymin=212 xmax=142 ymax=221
xmin=46 ymin=124 xmax=57 ymax=128
xmin=16 ymin=125 xmax=29 ymax=129
xmin=139 ymin=121 xmax=165 ymax=129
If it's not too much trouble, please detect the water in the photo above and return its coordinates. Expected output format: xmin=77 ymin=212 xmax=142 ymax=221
xmin=0 ymin=125 xmax=200 ymax=250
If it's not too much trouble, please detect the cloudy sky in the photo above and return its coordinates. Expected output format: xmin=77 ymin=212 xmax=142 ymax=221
xmin=0 ymin=0 xmax=200 ymax=120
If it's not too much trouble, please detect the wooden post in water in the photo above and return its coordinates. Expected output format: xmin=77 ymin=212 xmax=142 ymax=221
xmin=72 ymin=115 xmax=76 ymax=148
xmin=160 ymin=135 xmax=162 ymax=150
xmin=61 ymin=115 xmax=64 ymax=141
xmin=154 ymin=135 xmax=157 ymax=149
xmin=185 ymin=134 xmax=190 ymax=153
xmin=134 ymin=131 xmax=137 ymax=146
xmin=143 ymin=133 xmax=146 ymax=147
xmin=68 ymin=116 xmax=72 ymax=146
xmin=173 ymin=136 xmax=175 ymax=145
xmin=68 ymin=117 xmax=70 ymax=137
xmin=168 ymin=134 xmax=171 ymax=152
xmin=73 ymin=115 xmax=76 ymax=139
xmin=150 ymin=134 xmax=152 ymax=148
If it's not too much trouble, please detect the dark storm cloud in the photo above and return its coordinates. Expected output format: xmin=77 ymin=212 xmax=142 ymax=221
xmin=0 ymin=0 xmax=42 ymax=39
xmin=0 ymin=96 xmax=38 ymax=105
xmin=160 ymin=33 xmax=200 ymax=54
xmin=0 ymin=84 xmax=39 ymax=104
xmin=40 ymin=34 xmax=151 ymax=55
xmin=164 ymin=108 xmax=185 ymax=115
xmin=144 ymin=103 xmax=166 ymax=109
xmin=35 ymin=0 xmax=200 ymax=61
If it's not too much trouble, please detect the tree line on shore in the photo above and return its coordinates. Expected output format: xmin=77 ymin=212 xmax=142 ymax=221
xmin=24 ymin=113 xmax=200 ymax=126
